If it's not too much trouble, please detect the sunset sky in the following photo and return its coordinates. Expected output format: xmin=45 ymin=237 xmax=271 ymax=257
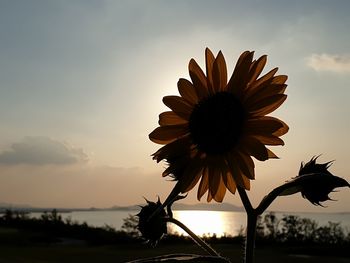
xmin=0 ymin=1 xmax=349 ymax=212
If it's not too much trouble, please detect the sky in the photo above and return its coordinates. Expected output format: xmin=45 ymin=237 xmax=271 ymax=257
xmin=0 ymin=0 xmax=349 ymax=212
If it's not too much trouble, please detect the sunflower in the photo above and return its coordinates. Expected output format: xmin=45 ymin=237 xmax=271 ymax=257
xmin=149 ymin=48 xmax=288 ymax=202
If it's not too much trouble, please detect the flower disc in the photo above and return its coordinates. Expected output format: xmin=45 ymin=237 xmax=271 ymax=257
xmin=189 ymin=91 xmax=246 ymax=155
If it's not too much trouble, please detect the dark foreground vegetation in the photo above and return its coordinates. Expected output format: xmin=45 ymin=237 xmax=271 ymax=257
xmin=0 ymin=210 xmax=349 ymax=262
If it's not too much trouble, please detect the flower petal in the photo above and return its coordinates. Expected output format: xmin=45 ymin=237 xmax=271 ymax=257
xmin=189 ymin=59 xmax=208 ymax=99
xmin=242 ymin=175 xmax=251 ymax=190
xmin=205 ymin=48 xmax=215 ymax=94
xmin=212 ymin=51 xmax=227 ymax=92
xmin=267 ymin=149 xmax=279 ymax=159
xmin=149 ymin=125 xmax=189 ymax=145
xmin=177 ymin=78 xmax=199 ymax=105
xmin=222 ymin=172 xmax=237 ymax=194
xmin=245 ymin=71 xmax=287 ymax=102
xmin=163 ymin=96 xmax=193 ymax=120
xmin=213 ymin=181 xmax=226 ymax=202
xmin=245 ymin=83 xmax=287 ymax=105
xmin=247 ymin=55 xmax=267 ymax=84
xmin=179 ymin=156 xmax=204 ymax=193
xmin=206 ymin=191 xmax=213 ymax=202
xmin=271 ymin=75 xmax=288 ymax=84
xmin=244 ymin=116 xmax=287 ymax=135
xmin=227 ymin=51 xmax=254 ymax=96
xmin=226 ymin=153 xmax=251 ymax=189
xmin=181 ymin=173 xmax=202 ymax=194
xmin=152 ymin=136 xmax=192 ymax=162
xmin=249 ymin=67 xmax=278 ymax=91
xmin=162 ymin=165 xmax=176 ymax=177
xmin=249 ymin=94 xmax=287 ymax=117
xmin=159 ymin=111 xmax=188 ymax=126
xmin=253 ymin=135 xmax=285 ymax=146
xmin=197 ymin=167 xmax=209 ymax=200
xmin=240 ymin=136 xmax=269 ymax=161
xmin=208 ymin=166 xmax=222 ymax=200
xmin=235 ymin=152 xmax=255 ymax=179
xmin=273 ymin=119 xmax=289 ymax=137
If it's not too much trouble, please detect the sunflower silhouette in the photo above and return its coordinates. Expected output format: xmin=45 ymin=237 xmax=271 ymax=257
xmin=150 ymin=48 xmax=288 ymax=202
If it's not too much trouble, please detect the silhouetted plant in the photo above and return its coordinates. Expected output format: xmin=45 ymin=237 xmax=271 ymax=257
xmin=3 ymin=209 xmax=14 ymax=221
xmin=255 ymin=213 xmax=348 ymax=246
xmin=314 ymin=222 xmax=346 ymax=245
xmin=136 ymin=48 xmax=350 ymax=263
xmin=0 ymin=209 xmax=137 ymax=245
xmin=121 ymin=214 xmax=141 ymax=238
xmin=256 ymin=212 xmax=280 ymax=241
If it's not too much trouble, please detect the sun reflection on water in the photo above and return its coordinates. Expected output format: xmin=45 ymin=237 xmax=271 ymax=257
xmin=169 ymin=210 xmax=246 ymax=237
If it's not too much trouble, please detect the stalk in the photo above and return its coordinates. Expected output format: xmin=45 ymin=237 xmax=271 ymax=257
xmin=165 ymin=217 xmax=221 ymax=257
xmin=244 ymin=213 xmax=258 ymax=263
xmin=237 ymin=187 xmax=257 ymax=263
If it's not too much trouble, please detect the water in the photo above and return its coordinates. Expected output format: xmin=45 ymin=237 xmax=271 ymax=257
xmin=29 ymin=210 xmax=350 ymax=237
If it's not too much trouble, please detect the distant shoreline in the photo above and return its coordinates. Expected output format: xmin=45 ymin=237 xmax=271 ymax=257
xmin=0 ymin=203 xmax=349 ymax=214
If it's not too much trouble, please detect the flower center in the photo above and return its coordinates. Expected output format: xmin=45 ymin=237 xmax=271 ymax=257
xmin=189 ymin=92 xmax=246 ymax=155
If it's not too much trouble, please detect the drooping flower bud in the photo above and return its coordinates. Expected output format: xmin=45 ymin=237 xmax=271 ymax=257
xmin=280 ymin=156 xmax=349 ymax=206
xmin=136 ymin=198 xmax=167 ymax=246
xmin=298 ymin=157 xmax=349 ymax=205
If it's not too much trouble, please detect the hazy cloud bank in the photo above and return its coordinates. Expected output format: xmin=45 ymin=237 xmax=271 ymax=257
xmin=0 ymin=164 xmax=174 ymax=208
xmin=0 ymin=136 xmax=88 ymax=165
xmin=307 ymin=53 xmax=350 ymax=73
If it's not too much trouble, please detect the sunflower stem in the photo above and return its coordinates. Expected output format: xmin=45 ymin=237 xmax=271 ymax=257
xmin=237 ymin=187 xmax=257 ymax=263
xmin=255 ymin=184 xmax=290 ymax=215
xmin=165 ymin=217 xmax=221 ymax=258
xmin=255 ymin=175 xmax=316 ymax=215
xmin=244 ymin=212 xmax=258 ymax=263
xmin=237 ymin=187 xmax=254 ymax=214
xmin=147 ymin=183 xmax=182 ymax=222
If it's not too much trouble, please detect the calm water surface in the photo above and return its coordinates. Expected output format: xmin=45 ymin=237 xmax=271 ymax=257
xmin=30 ymin=210 xmax=350 ymax=237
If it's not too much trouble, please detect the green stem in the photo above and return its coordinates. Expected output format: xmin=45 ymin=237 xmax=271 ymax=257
xmin=165 ymin=217 xmax=221 ymax=257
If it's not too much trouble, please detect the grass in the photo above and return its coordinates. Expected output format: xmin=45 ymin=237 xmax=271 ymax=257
xmin=0 ymin=242 xmax=349 ymax=263
xmin=0 ymin=211 xmax=349 ymax=263
xmin=0 ymin=227 xmax=348 ymax=263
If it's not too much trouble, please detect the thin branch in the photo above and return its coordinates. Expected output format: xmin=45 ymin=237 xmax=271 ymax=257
xmin=147 ymin=182 xmax=182 ymax=221
xmin=165 ymin=217 xmax=222 ymax=258
xmin=255 ymin=179 xmax=304 ymax=215
xmin=237 ymin=187 xmax=254 ymax=214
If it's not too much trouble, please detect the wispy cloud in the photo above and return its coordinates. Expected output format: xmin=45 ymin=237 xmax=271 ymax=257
xmin=307 ymin=53 xmax=350 ymax=73
xmin=0 ymin=136 xmax=88 ymax=165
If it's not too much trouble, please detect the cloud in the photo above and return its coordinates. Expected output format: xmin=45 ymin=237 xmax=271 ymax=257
xmin=0 ymin=136 xmax=88 ymax=165
xmin=307 ymin=53 xmax=350 ymax=73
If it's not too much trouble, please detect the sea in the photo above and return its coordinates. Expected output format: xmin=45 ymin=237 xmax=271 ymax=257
xmin=29 ymin=210 xmax=350 ymax=237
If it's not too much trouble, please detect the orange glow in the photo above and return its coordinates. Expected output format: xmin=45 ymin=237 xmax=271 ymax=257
xmin=169 ymin=210 xmax=246 ymax=237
